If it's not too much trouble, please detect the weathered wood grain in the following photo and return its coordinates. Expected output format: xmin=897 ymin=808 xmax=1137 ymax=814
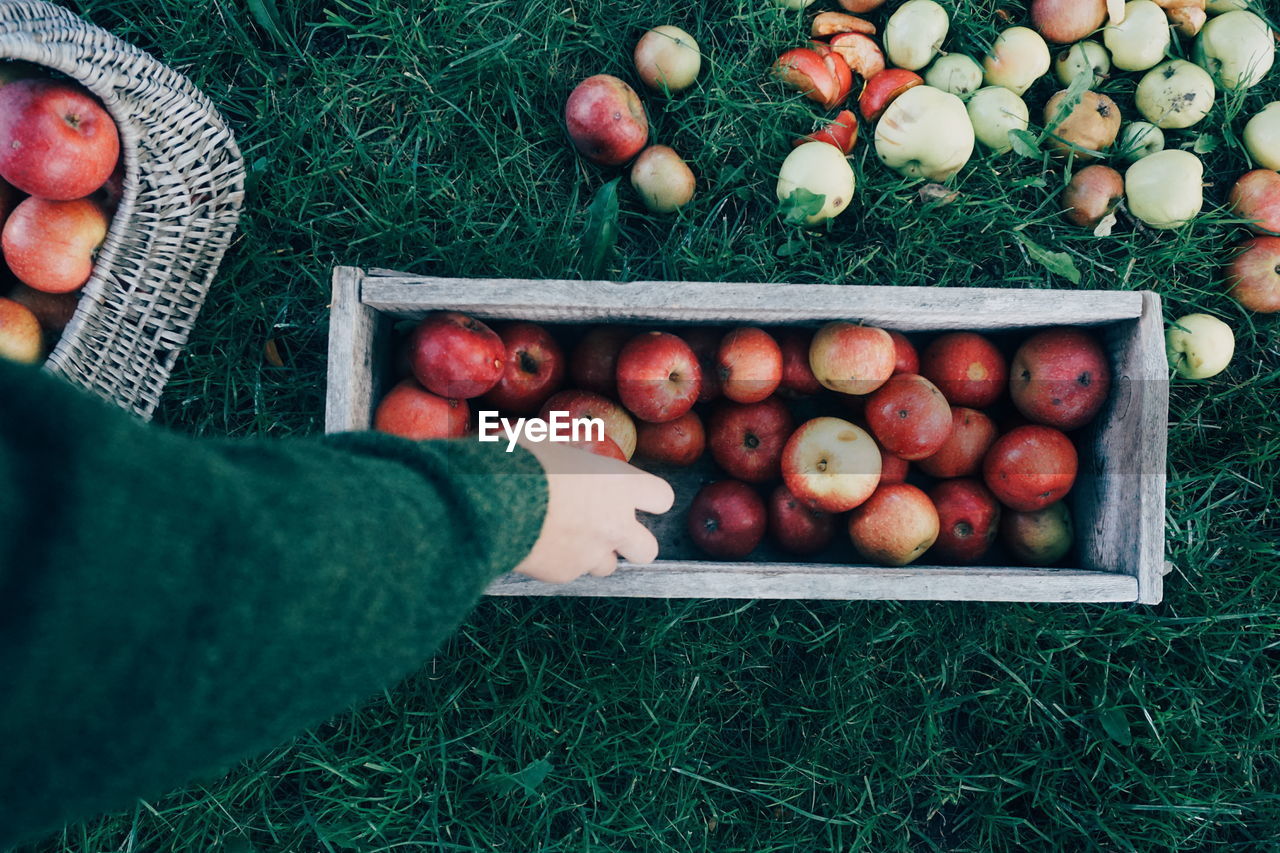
xmin=325 ymin=266 xmax=384 ymax=433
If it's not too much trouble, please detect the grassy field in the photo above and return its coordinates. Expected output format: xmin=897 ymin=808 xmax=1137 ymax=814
xmin=25 ymin=0 xmax=1280 ymax=849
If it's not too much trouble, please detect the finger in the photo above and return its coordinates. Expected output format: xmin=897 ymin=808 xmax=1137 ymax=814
xmin=587 ymin=552 xmax=619 ymax=578
xmin=616 ymin=521 xmax=660 ymax=565
xmin=631 ymin=471 xmax=676 ymax=515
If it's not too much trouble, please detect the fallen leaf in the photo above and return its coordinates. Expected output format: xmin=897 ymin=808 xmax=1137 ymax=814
xmin=1093 ymin=211 xmax=1118 ymax=237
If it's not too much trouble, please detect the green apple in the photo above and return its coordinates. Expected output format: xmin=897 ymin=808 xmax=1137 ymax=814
xmin=1054 ymin=40 xmax=1111 ymax=86
xmin=1135 ymin=60 xmax=1215 ymax=129
xmin=884 ymin=0 xmax=950 ymax=71
xmin=1104 ymin=0 xmax=1171 ymax=71
xmin=1001 ymin=502 xmax=1073 ymax=566
xmin=776 ymin=141 xmax=856 ymax=225
xmin=1116 ymin=121 xmax=1165 ymax=161
xmin=1166 ymin=313 xmax=1234 ymax=379
xmin=1124 ymin=149 xmax=1204 ymax=229
xmin=874 ymin=85 xmax=974 ymax=181
xmin=632 ymin=26 xmax=701 ymax=93
xmin=966 ymin=86 xmax=1030 ymax=153
xmin=1244 ymin=102 xmax=1280 ymax=171
xmin=1206 ymin=0 xmax=1252 ymax=14
xmin=982 ymin=27 xmax=1051 ymax=96
xmin=1194 ymin=10 xmax=1275 ymax=91
xmin=924 ymin=54 xmax=983 ymax=99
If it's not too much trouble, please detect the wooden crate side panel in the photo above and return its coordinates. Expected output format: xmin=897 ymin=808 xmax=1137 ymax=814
xmin=325 ymin=266 xmax=383 ymax=433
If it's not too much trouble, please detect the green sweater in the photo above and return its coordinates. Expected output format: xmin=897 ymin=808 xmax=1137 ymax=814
xmin=0 ymin=359 xmax=548 ymax=848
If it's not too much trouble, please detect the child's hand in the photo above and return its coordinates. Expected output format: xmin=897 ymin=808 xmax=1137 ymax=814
xmin=514 ymin=441 xmax=675 ymax=583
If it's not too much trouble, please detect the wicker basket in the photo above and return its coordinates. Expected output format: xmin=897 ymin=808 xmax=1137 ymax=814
xmin=0 ymin=0 xmax=244 ymax=418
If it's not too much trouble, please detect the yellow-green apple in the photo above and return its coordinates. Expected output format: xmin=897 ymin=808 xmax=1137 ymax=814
xmin=1 ymin=197 xmax=108 ymax=293
xmin=630 ymin=145 xmax=695 ymax=213
xmin=782 ymin=416 xmax=882 ymax=512
xmin=889 ymin=330 xmax=919 ymax=375
xmin=616 ymin=330 xmax=702 ymax=422
xmin=924 ymin=54 xmax=984 ymax=99
xmin=829 ymin=33 xmax=885 ymax=82
xmin=920 ymin=331 xmax=1007 ymax=408
xmin=564 ymin=75 xmax=649 ymax=166
xmin=687 ymin=480 xmax=766 ymax=559
xmin=540 ymin=389 xmax=638 ymax=459
xmin=794 ymin=109 xmax=859 ymax=156
xmin=983 ymin=425 xmax=1079 ymax=512
xmin=847 ymin=483 xmax=939 ymax=565
xmin=1229 ymin=170 xmax=1280 ymax=235
xmin=1165 ymin=313 xmax=1234 ymax=379
xmin=680 ymin=326 xmax=724 ymax=401
xmin=716 ymin=327 xmax=782 ymax=404
xmin=374 ymin=379 xmax=470 ymax=440
xmin=772 ymin=48 xmax=842 ymax=110
xmin=1043 ymin=90 xmax=1121 ymax=157
xmin=633 ymin=25 xmax=701 ymax=93
xmin=875 ymin=85 xmax=974 ymax=181
xmin=1194 ymin=10 xmax=1274 ymax=90
xmin=809 ymin=322 xmax=895 ymax=396
xmin=966 ymin=86 xmax=1030 ymax=154
xmin=1243 ymin=102 xmax=1280 ymax=170
xmin=1105 ymin=1 xmax=1171 ymax=71
xmin=982 ymin=27 xmax=1051 ymax=95
xmin=768 ymin=483 xmax=837 ymax=556
xmin=1054 ymin=40 xmax=1112 ymax=85
xmin=858 ymin=69 xmax=923 ymax=122
xmin=1033 ymin=0 xmax=1108 ymax=43
xmin=0 ymin=80 xmax=119 ymax=200
xmin=776 ymin=141 xmax=856 ymax=226
xmin=1010 ymin=327 xmax=1111 ymax=430
xmin=408 ymin=311 xmax=504 ymax=399
xmin=480 ymin=322 xmax=565 ymax=415
xmin=777 ymin=328 xmax=822 ymax=396
xmin=883 ymin=0 xmax=949 ymax=71
xmin=569 ymin=326 xmax=631 ymax=396
xmin=1000 ymin=501 xmax=1073 ymax=564
xmin=929 ymin=478 xmax=1001 ymax=563
xmin=0 ymin=295 xmax=42 ymax=364
xmin=708 ymin=396 xmax=794 ymax=482
xmin=865 ymin=373 xmax=953 ymax=460
xmin=5 ymin=282 xmax=79 ymax=334
xmin=1125 ymin=149 xmax=1204 ymax=229
xmin=1226 ymin=236 xmax=1280 ymax=313
xmin=1116 ymin=121 xmax=1164 ymax=161
xmin=635 ymin=409 xmax=705 ymax=466
xmin=1135 ymin=60 xmax=1215 ymax=129
xmin=1061 ymin=164 xmax=1124 ymax=227
xmin=917 ymin=406 xmax=997 ymax=478
xmin=1205 ymin=0 xmax=1250 ymax=11
xmin=774 ymin=0 xmax=816 ymax=9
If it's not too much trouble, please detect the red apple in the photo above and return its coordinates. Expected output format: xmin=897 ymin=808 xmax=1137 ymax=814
xmin=777 ymin=328 xmax=823 ymax=396
xmin=768 ymin=483 xmax=837 ymax=556
xmin=809 ymin=41 xmax=855 ymax=109
xmin=707 ymin=396 xmax=794 ymax=483
xmin=847 ymin=483 xmax=939 ymax=566
xmin=541 ymin=389 xmax=638 ymax=460
xmin=865 ymin=373 xmax=954 ymax=461
xmin=1009 ymin=327 xmax=1110 ymax=430
xmin=1 ymin=197 xmax=108 ymax=293
xmin=569 ymin=326 xmax=631 ymax=396
xmin=919 ymin=332 xmax=1007 ymax=409
xmin=1229 ymin=169 xmax=1280 ymax=235
xmin=407 ymin=311 xmax=505 ymax=399
xmin=680 ymin=326 xmax=724 ymax=402
xmin=773 ymin=47 xmax=843 ymax=111
xmin=879 ymin=448 xmax=910 ymax=484
xmin=4 ymin=281 xmax=79 ymax=333
xmin=374 ymin=379 xmax=470 ymax=440
xmin=635 ymin=410 xmax=705 ymax=466
xmin=569 ymin=433 xmax=627 ymax=461
xmin=1030 ymin=0 xmax=1106 ymax=44
xmin=781 ymin=416 xmax=882 ymax=512
xmin=564 ymin=75 xmax=649 ymax=166
xmin=916 ymin=407 xmax=997 ymax=479
xmin=480 ymin=322 xmax=565 ymax=414
xmin=858 ymin=68 xmax=923 ymax=122
xmin=0 ymin=80 xmax=120 ymax=200
xmin=1001 ymin=501 xmax=1074 ymax=565
xmin=929 ymin=478 xmax=1001 ymax=564
xmin=716 ymin=326 xmax=782 ymax=404
xmin=616 ymin=330 xmax=702 ymax=422
xmin=1227 ymin=236 xmax=1280 ymax=313
xmin=793 ymin=109 xmax=859 ymax=155
xmin=809 ymin=322 xmax=895 ymax=396
xmin=687 ymin=480 xmax=767 ymax=559
xmin=983 ymin=424 xmax=1078 ymax=512
xmin=0 ymin=295 xmax=42 ymax=364
xmin=889 ymin=330 xmax=919 ymax=375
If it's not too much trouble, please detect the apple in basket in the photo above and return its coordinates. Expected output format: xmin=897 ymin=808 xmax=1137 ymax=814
xmin=0 ymin=79 xmax=120 ymax=200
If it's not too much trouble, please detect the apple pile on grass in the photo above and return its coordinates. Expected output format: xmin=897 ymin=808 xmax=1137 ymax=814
xmin=374 ymin=311 xmax=1113 ymax=569
xmin=0 ymin=62 xmax=121 ymax=367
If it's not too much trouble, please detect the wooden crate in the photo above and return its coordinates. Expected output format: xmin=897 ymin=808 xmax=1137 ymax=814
xmin=326 ymin=267 xmax=1169 ymax=605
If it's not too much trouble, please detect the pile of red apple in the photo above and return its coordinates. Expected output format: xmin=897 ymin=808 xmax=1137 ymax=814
xmin=375 ymin=310 xmax=1113 ymax=569
xmin=0 ymin=64 xmax=121 ymax=366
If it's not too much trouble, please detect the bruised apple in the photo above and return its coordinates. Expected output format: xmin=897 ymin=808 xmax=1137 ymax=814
xmin=874 ymin=85 xmax=974 ymax=181
xmin=1054 ymin=40 xmax=1112 ymax=86
xmin=1010 ymin=327 xmax=1111 ymax=430
xmin=374 ymin=380 xmax=470 ymax=440
xmin=1135 ymin=60 xmax=1215 ymax=129
xmin=864 ymin=373 xmax=953 ymax=461
xmin=1043 ymin=90 xmax=1121 ymax=157
xmin=929 ymin=478 xmax=1001 ymax=564
xmin=847 ymin=483 xmax=939 ymax=566
xmin=564 ymin=75 xmax=649 ymax=166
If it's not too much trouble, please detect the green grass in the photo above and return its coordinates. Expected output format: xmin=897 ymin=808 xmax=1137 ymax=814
xmin=23 ymin=0 xmax=1280 ymax=849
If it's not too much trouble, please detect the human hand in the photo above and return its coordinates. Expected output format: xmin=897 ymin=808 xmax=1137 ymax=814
xmin=513 ymin=441 xmax=675 ymax=583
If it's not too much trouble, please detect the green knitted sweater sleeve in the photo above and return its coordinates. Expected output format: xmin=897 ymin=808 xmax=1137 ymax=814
xmin=0 ymin=360 xmax=548 ymax=847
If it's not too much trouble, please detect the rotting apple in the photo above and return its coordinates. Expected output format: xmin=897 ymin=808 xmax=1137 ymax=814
xmin=809 ymin=42 xmax=856 ymax=110
xmin=778 ymin=328 xmax=823 ymax=396
xmin=540 ymin=389 xmax=639 ymax=460
xmin=564 ymin=74 xmax=649 ymax=166
xmin=1032 ymin=0 xmax=1108 ymax=43
xmin=768 ymin=483 xmax=837 ymax=556
xmin=1165 ymin=3 xmax=1207 ymax=38
xmin=883 ymin=0 xmax=950 ymax=71
xmin=983 ymin=424 xmax=1079 ymax=512
xmin=919 ymin=331 xmax=1007 ymax=409
xmin=782 ymin=416 xmax=882 ymax=512
xmin=847 ymin=483 xmax=939 ymax=566
xmin=569 ymin=326 xmax=631 ymax=397
xmin=708 ymin=396 xmax=794 ymax=483
xmin=1243 ymin=102 xmax=1280 ymax=171
xmin=809 ymin=322 xmax=896 ymax=396
xmin=794 ymin=109 xmax=859 ymax=155
xmin=407 ymin=311 xmax=505 ymax=400
xmin=374 ymin=379 xmax=470 ymax=440
xmin=0 ymin=295 xmax=42 ymax=364
xmin=1043 ymin=90 xmax=1121 ymax=158
xmin=929 ymin=478 xmax=1001 ymax=564
xmin=1194 ymin=10 xmax=1274 ymax=91
xmin=630 ymin=145 xmax=695 ymax=214
xmin=635 ymin=409 xmax=706 ymax=466
xmin=1054 ymin=40 xmax=1112 ymax=86
xmin=480 ymin=322 xmax=565 ymax=415
xmin=616 ymin=330 xmax=702 ymax=423
xmin=0 ymin=80 xmax=120 ymax=201
xmin=1229 ymin=170 xmax=1280 ymax=235
xmin=1135 ymin=60 xmax=1215 ymax=129
xmin=1166 ymin=313 xmax=1234 ymax=379
xmin=811 ymin=11 xmax=877 ymax=38
xmin=1010 ymin=327 xmax=1111 ymax=430
xmin=1105 ymin=0 xmax=1172 ymax=71
xmin=1116 ymin=121 xmax=1164 ymax=161
xmin=687 ymin=479 xmax=767 ymax=559
xmin=874 ymin=85 xmax=975 ymax=181
xmin=1061 ymin=164 xmax=1124 ymax=227
xmin=1125 ymin=149 xmax=1204 ymax=229
xmin=864 ymin=373 xmax=954 ymax=461
xmin=829 ymin=33 xmax=886 ymax=82
xmin=773 ymin=47 xmax=841 ymax=110
xmin=1 ymin=197 xmax=108 ymax=294
xmin=966 ymin=86 xmax=1030 ymax=154
xmin=776 ymin=141 xmax=856 ymax=226
xmin=1226 ymin=236 xmax=1280 ymax=313
xmin=917 ymin=406 xmax=997 ymax=478
xmin=858 ymin=68 xmax=923 ymax=122
xmin=716 ymin=327 xmax=782 ymax=404
xmin=1001 ymin=501 xmax=1074 ymax=565
xmin=633 ymin=25 xmax=701 ymax=93
xmin=982 ymin=27 xmax=1052 ymax=96
xmin=924 ymin=54 xmax=984 ymax=100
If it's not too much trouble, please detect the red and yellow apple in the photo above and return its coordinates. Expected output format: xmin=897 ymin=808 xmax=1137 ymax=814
xmin=1229 ymin=170 xmax=1280 ymax=235
xmin=616 ymin=330 xmax=702 ymax=423
xmin=633 ymin=25 xmax=701 ymax=93
xmin=407 ymin=311 xmax=505 ymax=399
xmin=781 ymin=416 xmax=882 ymax=512
xmin=920 ymin=331 xmax=1007 ymax=408
xmin=916 ymin=406 xmax=997 ymax=478
xmin=1 ymin=197 xmax=109 ymax=293
xmin=0 ymin=79 xmax=120 ymax=200
xmin=847 ymin=483 xmax=939 ymax=566
xmin=540 ymin=389 xmax=638 ymax=460
xmin=0 ymin=295 xmax=42 ymax=364
xmin=1226 ymin=236 xmax=1280 ymax=313
xmin=716 ymin=326 xmax=782 ymax=404
xmin=809 ymin=322 xmax=895 ymax=396
xmin=1000 ymin=501 xmax=1074 ymax=565
xmin=564 ymin=75 xmax=649 ymax=166
xmin=374 ymin=379 xmax=470 ymax=440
